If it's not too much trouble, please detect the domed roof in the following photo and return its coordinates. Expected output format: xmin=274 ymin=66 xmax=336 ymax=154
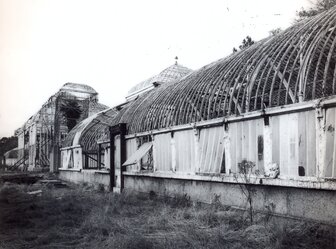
xmin=127 ymin=63 xmax=192 ymax=98
xmin=60 ymin=83 xmax=97 ymax=95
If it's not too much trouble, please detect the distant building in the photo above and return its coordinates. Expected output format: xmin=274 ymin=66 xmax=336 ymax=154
xmin=14 ymin=83 xmax=108 ymax=171
xmin=2 ymin=148 xmax=18 ymax=167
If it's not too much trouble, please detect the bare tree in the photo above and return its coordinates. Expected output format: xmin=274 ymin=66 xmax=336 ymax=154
xmin=234 ymin=160 xmax=260 ymax=224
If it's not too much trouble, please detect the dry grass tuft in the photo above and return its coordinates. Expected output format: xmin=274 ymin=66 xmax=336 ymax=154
xmin=0 ymin=182 xmax=335 ymax=249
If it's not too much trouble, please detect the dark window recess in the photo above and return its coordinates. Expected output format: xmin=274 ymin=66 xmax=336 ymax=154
xmin=220 ymin=150 xmax=226 ymax=173
xmin=298 ymin=166 xmax=305 ymax=176
xmin=264 ymin=115 xmax=270 ymax=126
xmin=140 ymin=148 xmax=153 ymax=171
xmin=224 ymin=122 xmax=229 ymax=131
xmin=258 ymin=135 xmax=264 ymax=161
xmin=60 ymin=100 xmax=83 ymax=131
xmin=137 ymin=135 xmax=152 ymax=148
xmin=24 ymin=132 xmax=29 ymax=144
xmin=136 ymin=135 xmax=153 ymax=171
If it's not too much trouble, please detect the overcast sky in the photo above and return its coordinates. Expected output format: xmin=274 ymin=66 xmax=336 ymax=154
xmin=0 ymin=0 xmax=310 ymax=137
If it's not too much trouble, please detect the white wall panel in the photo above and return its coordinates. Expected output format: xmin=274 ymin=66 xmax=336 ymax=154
xmin=174 ymin=130 xmax=196 ymax=173
xmin=153 ymin=133 xmax=172 ymax=172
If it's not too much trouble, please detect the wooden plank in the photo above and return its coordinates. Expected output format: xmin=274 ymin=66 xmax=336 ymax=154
xmin=217 ymin=127 xmax=226 ymax=173
xmin=198 ymin=129 xmax=206 ymax=172
xmin=279 ymin=115 xmax=289 ymax=175
xmin=229 ymin=123 xmax=237 ymax=173
xmin=288 ymin=114 xmax=299 ymax=176
xmin=188 ymin=131 xmax=196 ymax=173
xmin=248 ymin=120 xmax=256 ymax=166
xmin=264 ymin=119 xmax=272 ymax=172
xmin=199 ymin=129 xmax=207 ymax=172
xmin=324 ymin=108 xmax=335 ymax=177
xmin=306 ymin=111 xmax=316 ymax=176
xmin=270 ymin=116 xmax=282 ymax=170
xmin=223 ymin=126 xmax=231 ymax=174
xmin=215 ymin=127 xmax=225 ymax=173
xmin=194 ymin=129 xmax=200 ymax=173
xmin=241 ymin=121 xmax=249 ymax=162
xmin=298 ymin=112 xmax=307 ymax=176
xmin=210 ymin=127 xmax=222 ymax=173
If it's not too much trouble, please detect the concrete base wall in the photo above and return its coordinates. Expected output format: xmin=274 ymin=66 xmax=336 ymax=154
xmin=59 ymin=170 xmax=336 ymax=225
xmin=124 ymin=175 xmax=336 ymax=225
xmin=59 ymin=170 xmax=110 ymax=189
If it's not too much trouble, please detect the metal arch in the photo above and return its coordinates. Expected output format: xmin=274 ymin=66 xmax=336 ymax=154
xmin=69 ymin=6 xmax=336 ymax=138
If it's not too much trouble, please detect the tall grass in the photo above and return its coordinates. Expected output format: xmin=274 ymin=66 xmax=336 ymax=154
xmin=0 ymin=182 xmax=335 ymax=249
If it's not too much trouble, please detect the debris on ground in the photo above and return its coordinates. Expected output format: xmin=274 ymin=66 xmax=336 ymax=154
xmin=27 ymin=190 xmax=42 ymax=196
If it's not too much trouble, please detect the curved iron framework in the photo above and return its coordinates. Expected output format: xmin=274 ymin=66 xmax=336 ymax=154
xmin=120 ymin=7 xmax=336 ymax=134
xmin=64 ymin=7 xmax=336 ymax=150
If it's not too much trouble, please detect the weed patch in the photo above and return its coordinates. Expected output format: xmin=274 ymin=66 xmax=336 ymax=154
xmin=0 ymin=182 xmax=335 ymax=249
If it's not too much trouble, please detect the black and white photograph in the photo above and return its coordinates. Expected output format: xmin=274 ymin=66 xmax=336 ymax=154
xmin=0 ymin=0 xmax=336 ymax=248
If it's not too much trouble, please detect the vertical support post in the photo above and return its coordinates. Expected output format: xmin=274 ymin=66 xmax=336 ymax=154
xmin=109 ymin=123 xmax=127 ymax=192
xmin=39 ymin=127 xmax=42 ymax=167
xmin=84 ymin=153 xmax=88 ymax=169
xmin=98 ymin=144 xmax=102 ymax=170
xmin=119 ymin=123 xmax=127 ymax=191
xmin=109 ymin=127 xmax=115 ymax=191
xmin=51 ymin=95 xmax=60 ymax=173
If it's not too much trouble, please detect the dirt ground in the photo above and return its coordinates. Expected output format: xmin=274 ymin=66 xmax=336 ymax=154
xmin=0 ymin=175 xmax=335 ymax=249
